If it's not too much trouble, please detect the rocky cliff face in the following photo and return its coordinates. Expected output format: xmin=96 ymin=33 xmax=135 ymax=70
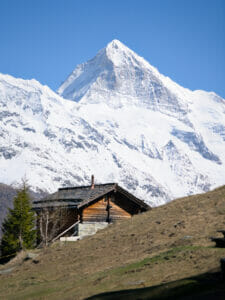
xmin=0 ymin=40 xmax=225 ymax=206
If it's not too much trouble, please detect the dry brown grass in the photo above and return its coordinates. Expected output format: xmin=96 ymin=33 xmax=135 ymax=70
xmin=0 ymin=186 xmax=225 ymax=299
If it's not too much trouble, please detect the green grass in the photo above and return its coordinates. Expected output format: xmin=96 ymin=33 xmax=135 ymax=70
xmin=85 ymin=245 xmax=225 ymax=299
xmin=109 ymin=246 xmax=212 ymax=276
xmin=79 ymin=245 xmax=224 ymax=298
xmin=87 ymin=272 xmax=224 ymax=300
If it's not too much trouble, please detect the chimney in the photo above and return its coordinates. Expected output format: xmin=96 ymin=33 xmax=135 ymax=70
xmin=91 ymin=175 xmax=95 ymax=189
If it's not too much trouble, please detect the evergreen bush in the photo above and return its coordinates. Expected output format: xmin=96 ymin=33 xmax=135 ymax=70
xmin=0 ymin=182 xmax=36 ymax=261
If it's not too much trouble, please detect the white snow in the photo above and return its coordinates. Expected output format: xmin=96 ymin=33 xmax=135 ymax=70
xmin=0 ymin=40 xmax=225 ymax=206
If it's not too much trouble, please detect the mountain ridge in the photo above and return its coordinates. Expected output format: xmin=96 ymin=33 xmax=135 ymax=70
xmin=0 ymin=40 xmax=225 ymax=207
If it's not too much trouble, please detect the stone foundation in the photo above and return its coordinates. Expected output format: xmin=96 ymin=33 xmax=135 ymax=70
xmin=59 ymin=222 xmax=108 ymax=242
xmin=78 ymin=222 xmax=108 ymax=238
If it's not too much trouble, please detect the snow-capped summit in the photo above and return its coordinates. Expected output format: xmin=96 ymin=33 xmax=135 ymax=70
xmin=58 ymin=40 xmax=192 ymax=126
xmin=104 ymin=39 xmax=147 ymax=67
xmin=1 ymin=41 xmax=225 ymax=207
xmin=106 ymin=39 xmax=126 ymax=48
xmin=58 ymin=39 xmax=164 ymax=104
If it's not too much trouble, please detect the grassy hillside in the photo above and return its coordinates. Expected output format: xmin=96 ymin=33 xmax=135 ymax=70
xmin=0 ymin=186 xmax=225 ymax=299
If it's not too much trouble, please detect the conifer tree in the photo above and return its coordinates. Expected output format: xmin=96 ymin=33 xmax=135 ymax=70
xmin=0 ymin=182 xmax=36 ymax=260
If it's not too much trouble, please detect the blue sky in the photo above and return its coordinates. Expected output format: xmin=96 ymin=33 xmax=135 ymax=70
xmin=1 ymin=0 xmax=225 ymax=97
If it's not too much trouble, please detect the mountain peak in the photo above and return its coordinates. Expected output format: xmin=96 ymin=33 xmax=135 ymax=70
xmin=104 ymin=39 xmax=138 ymax=65
xmin=57 ymin=40 xmax=165 ymax=106
xmin=57 ymin=40 xmax=221 ymax=120
xmin=1 ymin=54 xmax=225 ymax=208
xmin=106 ymin=39 xmax=128 ymax=51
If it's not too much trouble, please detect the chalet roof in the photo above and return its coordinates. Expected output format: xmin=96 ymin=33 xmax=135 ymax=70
xmin=33 ymin=183 xmax=150 ymax=211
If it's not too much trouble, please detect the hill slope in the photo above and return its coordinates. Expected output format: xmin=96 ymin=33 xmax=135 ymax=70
xmin=0 ymin=186 xmax=225 ymax=299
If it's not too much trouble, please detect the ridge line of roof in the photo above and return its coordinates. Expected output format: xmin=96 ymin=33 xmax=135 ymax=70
xmin=77 ymin=185 xmax=116 ymax=209
xmin=58 ymin=183 xmax=117 ymax=191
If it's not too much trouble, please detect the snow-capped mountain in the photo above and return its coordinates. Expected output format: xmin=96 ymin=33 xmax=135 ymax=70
xmin=1 ymin=40 xmax=225 ymax=206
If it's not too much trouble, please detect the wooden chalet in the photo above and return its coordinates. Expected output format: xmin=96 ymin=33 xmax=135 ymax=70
xmin=33 ymin=176 xmax=150 ymax=242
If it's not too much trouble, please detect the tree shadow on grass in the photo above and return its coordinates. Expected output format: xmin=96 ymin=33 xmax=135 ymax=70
xmin=86 ymin=270 xmax=225 ymax=300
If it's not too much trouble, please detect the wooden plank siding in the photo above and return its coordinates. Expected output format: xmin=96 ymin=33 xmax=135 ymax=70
xmin=82 ymin=194 xmax=132 ymax=222
xmin=82 ymin=197 xmax=108 ymax=222
xmin=114 ymin=192 xmax=143 ymax=215
xmin=109 ymin=198 xmax=131 ymax=220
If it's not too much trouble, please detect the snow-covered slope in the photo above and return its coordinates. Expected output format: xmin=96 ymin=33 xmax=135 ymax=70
xmin=1 ymin=40 xmax=225 ymax=206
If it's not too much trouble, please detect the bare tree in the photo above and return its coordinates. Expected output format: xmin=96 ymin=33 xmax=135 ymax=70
xmin=37 ymin=206 xmax=71 ymax=247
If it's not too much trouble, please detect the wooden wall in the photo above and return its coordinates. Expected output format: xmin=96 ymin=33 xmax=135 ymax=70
xmin=82 ymin=197 xmax=107 ymax=222
xmin=114 ymin=192 xmax=142 ymax=215
xmin=82 ymin=194 xmax=131 ymax=223
xmin=109 ymin=198 xmax=131 ymax=220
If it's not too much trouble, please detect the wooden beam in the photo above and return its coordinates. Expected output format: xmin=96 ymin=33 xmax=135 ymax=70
xmin=52 ymin=220 xmax=80 ymax=242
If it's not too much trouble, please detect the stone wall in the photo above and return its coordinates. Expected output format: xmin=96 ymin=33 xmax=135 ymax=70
xmin=78 ymin=222 xmax=108 ymax=238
